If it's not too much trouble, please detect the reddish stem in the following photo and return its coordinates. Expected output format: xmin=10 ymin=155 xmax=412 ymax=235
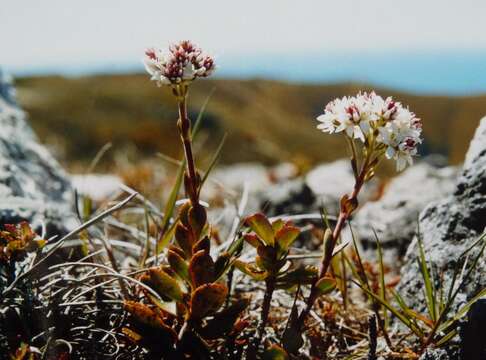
xmin=177 ymin=96 xmax=199 ymax=206
xmin=295 ymin=163 xmax=367 ymax=331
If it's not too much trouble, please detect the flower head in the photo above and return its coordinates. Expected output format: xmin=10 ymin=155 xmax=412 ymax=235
xmin=317 ymin=91 xmax=422 ymax=171
xmin=143 ymin=40 xmax=215 ymax=87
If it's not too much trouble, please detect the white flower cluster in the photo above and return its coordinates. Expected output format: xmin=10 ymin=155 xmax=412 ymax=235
xmin=317 ymin=92 xmax=422 ymax=171
xmin=143 ymin=41 xmax=215 ymax=86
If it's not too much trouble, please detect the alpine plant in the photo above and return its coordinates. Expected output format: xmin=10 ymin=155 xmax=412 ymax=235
xmin=316 ymin=91 xmax=422 ymax=171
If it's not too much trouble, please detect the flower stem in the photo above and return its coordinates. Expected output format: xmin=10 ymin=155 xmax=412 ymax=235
xmin=177 ymin=95 xmax=199 ymax=207
xmin=295 ymin=155 xmax=369 ymax=333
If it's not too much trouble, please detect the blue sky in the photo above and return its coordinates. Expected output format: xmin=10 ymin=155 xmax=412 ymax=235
xmin=2 ymin=0 xmax=486 ymax=94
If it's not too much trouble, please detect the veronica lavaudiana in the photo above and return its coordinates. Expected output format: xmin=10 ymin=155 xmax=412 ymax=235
xmin=143 ymin=40 xmax=215 ymax=87
xmin=317 ymin=92 xmax=422 ymax=171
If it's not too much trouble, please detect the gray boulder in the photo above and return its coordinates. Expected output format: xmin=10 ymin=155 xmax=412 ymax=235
xmin=261 ymin=159 xmax=378 ymax=216
xmin=353 ymin=162 xmax=458 ymax=259
xmin=397 ymin=116 xmax=486 ymax=322
xmin=0 ymin=70 xmax=77 ymax=236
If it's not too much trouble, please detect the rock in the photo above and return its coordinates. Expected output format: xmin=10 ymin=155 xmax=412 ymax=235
xmin=419 ymin=348 xmax=450 ymax=360
xmin=397 ymin=116 xmax=486 ymax=324
xmin=460 ymin=298 xmax=486 ymax=360
xmin=0 ymin=70 xmax=77 ymax=236
xmin=261 ymin=159 xmax=377 ymax=216
xmin=352 ymin=162 xmax=458 ymax=259
xmin=72 ymin=174 xmax=123 ymax=203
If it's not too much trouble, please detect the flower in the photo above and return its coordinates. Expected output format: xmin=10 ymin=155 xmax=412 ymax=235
xmin=143 ymin=41 xmax=215 ymax=87
xmin=317 ymin=91 xmax=422 ymax=171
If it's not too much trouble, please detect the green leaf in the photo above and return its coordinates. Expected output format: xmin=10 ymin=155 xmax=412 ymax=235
xmin=373 ymin=228 xmax=388 ymax=331
xmin=147 ymin=268 xmax=185 ymax=302
xmin=353 ymin=280 xmax=424 ymax=338
xmin=167 ymin=248 xmax=190 ymax=282
xmin=200 ymin=133 xmax=227 ymax=187
xmin=246 ymin=213 xmax=275 ymax=246
xmin=262 ymin=344 xmax=289 ymax=360
xmin=315 ymin=277 xmax=337 ymax=295
xmin=417 ymin=230 xmax=437 ymax=322
xmin=435 ymin=328 xmax=458 ymax=347
xmin=158 ymin=161 xmax=185 ymax=254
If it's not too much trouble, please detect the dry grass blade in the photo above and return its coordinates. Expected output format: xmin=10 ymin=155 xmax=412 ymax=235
xmin=2 ymin=192 xmax=137 ymax=296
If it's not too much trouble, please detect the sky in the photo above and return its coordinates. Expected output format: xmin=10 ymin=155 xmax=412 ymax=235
xmin=2 ymin=0 xmax=486 ymax=93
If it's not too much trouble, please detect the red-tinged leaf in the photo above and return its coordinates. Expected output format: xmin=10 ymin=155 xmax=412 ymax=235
xmin=234 ymin=259 xmax=268 ymax=281
xmin=188 ymin=204 xmax=207 ymax=240
xmin=192 ymin=236 xmax=210 ymax=254
xmin=189 ymin=250 xmax=215 ymax=287
xmin=243 ymin=233 xmax=262 ymax=248
xmin=276 ymin=225 xmax=300 ymax=253
xmin=246 ymin=213 xmax=274 ymax=246
xmin=271 ymin=219 xmax=285 ymax=234
xmin=124 ymin=301 xmax=176 ymax=340
xmin=175 ymin=223 xmax=194 ymax=257
xmin=190 ymin=283 xmax=228 ymax=320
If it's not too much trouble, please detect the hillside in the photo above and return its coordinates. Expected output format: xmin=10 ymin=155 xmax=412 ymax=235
xmin=14 ymin=74 xmax=486 ymax=171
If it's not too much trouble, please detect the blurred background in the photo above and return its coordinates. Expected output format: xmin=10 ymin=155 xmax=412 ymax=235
xmin=2 ymin=0 xmax=486 ymax=175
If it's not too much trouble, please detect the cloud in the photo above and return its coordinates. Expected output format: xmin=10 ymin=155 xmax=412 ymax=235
xmin=2 ymin=0 xmax=486 ymax=70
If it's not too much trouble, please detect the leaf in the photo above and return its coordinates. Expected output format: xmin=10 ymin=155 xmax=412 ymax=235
xmin=192 ymin=236 xmax=210 ymax=254
xmin=374 ymin=228 xmax=388 ymax=331
xmin=331 ymin=239 xmax=349 ymax=257
xmin=315 ymin=277 xmax=337 ymax=295
xmin=156 ymin=220 xmax=178 ymax=254
xmin=188 ymin=204 xmax=207 ymax=240
xmin=175 ymin=223 xmax=194 ymax=257
xmin=190 ymin=283 xmax=228 ymax=320
xmin=200 ymin=133 xmax=227 ymax=187
xmin=213 ymin=252 xmax=231 ymax=280
xmin=271 ymin=219 xmax=285 ymax=234
xmin=246 ymin=213 xmax=275 ymax=246
xmin=189 ymin=250 xmax=215 ymax=287
xmin=243 ymin=233 xmax=263 ymax=248
xmin=276 ymin=266 xmax=317 ymax=288
xmin=262 ymin=344 xmax=289 ymax=360
xmin=146 ymin=268 xmax=185 ymax=302
xmin=257 ymin=245 xmax=277 ymax=271
xmin=276 ymin=225 xmax=300 ymax=253
xmin=124 ymin=301 xmax=174 ymax=335
xmin=167 ymin=249 xmax=190 ymax=282
xmin=435 ymin=328 xmax=458 ymax=347
xmin=233 ymin=260 xmax=268 ymax=281
xmin=417 ymin=231 xmax=437 ymax=322
xmin=354 ymin=280 xmax=424 ymax=338
xmin=281 ymin=301 xmax=304 ymax=353
xmin=158 ymin=159 xmax=185 ymax=254
xmin=198 ymin=298 xmax=249 ymax=339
